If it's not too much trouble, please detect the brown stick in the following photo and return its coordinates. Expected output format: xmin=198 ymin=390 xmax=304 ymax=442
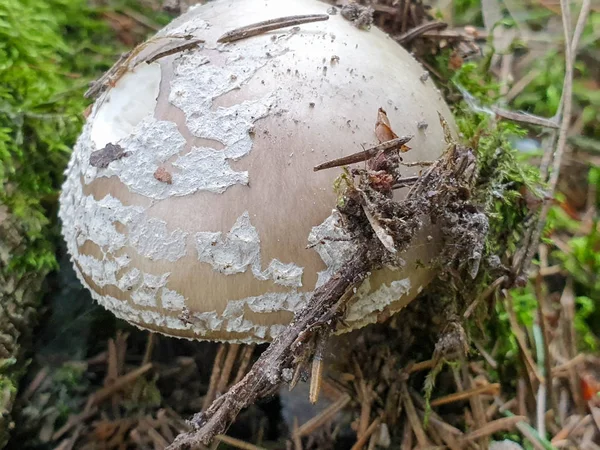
xmin=167 ymin=253 xmax=370 ymax=449
xmin=90 ymin=363 xmax=153 ymax=406
xmin=217 ymin=344 xmax=240 ymax=395
xmin=314 ymin=136 xmax=413 ymax=171
xmin=294 ymin=394 xmax=352 ymax=438
xmin=233 ymin=344 xmax=255 ymax=385
xmin=350 ymin=417 xmax=381 ymax=450
xmin=203 ymin=344 xmax=227 ymax=410
xmin=401 ymin=383 xmax=430 ymax=448
xmin=215 ymin=434 xmax=267 ymax=450
xmin=492 ymin=107 xmax=559 ymax=129
xmin=430 ymin=383 xmax=501 ymax=407
xmin=461 ymin=416 xmax=527 ymax=442
xmin=217 ymin=15 xmax=329 ymax=43
xmin=394 ymin=21 xmax=448 ymax=44
xmin=534 ymin=274 xmax=557 ymax=422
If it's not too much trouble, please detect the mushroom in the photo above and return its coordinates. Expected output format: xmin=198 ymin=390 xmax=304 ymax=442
xmin=59 ymin=0 xmax=456 ymax=344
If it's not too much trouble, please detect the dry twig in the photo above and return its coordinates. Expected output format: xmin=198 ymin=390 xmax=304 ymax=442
xmin=217 ymin=15 xmax=329 ymax=43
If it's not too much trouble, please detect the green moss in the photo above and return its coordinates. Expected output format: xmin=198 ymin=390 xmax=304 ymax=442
xmin=0 ymin=2 xmax=169 ymax=445
xmin=0 ymin=0 xmax=169 ymax=276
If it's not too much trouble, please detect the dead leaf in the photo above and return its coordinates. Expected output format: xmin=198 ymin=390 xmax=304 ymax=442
xmin=154 ymin=167 xmax=173 ymax=184
xmin=375 ymin=108 xmax=398 ymax=144
xmin=362 ymin=204 xmax=396 ymax=254
xmin=448 ymin=50 xmax=464 ymax=71
xmin=83 ymin=104 xmax=93 ymax=119
xmin=89 ymin=143 xmax=131 ymax=168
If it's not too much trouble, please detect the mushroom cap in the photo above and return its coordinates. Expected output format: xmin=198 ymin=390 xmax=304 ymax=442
xmin=59 ymin=0 xmax=455 ymax=343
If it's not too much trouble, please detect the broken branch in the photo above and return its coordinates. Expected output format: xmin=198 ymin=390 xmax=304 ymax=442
xmin=217 ymin=14 xmax=329 ymax=43
xmin=314 ymin=136 xmax=414 ymax=171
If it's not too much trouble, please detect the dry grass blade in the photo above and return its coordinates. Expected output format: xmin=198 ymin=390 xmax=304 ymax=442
xmin=215 ymin=435 xmax=267 ymax=450
xmin=506 ymin=292 xmax=544 ymax=383
xmin=407 ymin=353 xmax=459 ymax=373
xmin=90 ymin=363 xmax=153 ymax=406
xmin=233 ymin=344 xmax=255 ymax=385
xmin=462 ymin=416 xmax=527 ymax=442
xmin=350 ymin=417 xmax=381 ymax=450
xmin=401 ymin=383 xmax=430 ymax=448
xmin=294 ymin=393 xmax=351 ymax=437
xmin=216 ymin=344 xmax=240 ymax=395
xmin=560 ymin=280 xmax=585 ymax=414
xmin=552 ymin=354 xmax=585 ymax=376
xmin=395 ymin=21 xmax=447 ymax=44
xmin=464 ymin=275 xmax=506 ymax=319
xmin=492 ymin=107 xmax=559 ymax=129
xmin=518 ymin=0 xmax=592 ymax=279
xmin=203 ymin=344 xmax=227 ymax=410
xmin=52 ymin=407 xmax=98 ymax=441
xmin=552 ymin=415 xmax=592 ymax=444
xmin=430 ymin=383 xmax=501 ymax=407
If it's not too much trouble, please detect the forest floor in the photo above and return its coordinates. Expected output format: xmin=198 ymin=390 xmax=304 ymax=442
xmin=1 ymin=0 xmax=599 ymax=449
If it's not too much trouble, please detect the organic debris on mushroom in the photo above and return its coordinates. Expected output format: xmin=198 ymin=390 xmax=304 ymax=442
xmin=59 ymin=0 xmax=456 ymax=344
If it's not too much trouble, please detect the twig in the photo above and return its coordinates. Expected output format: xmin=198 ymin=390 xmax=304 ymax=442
xmin=552 ymin=415 xmax=592 ymax=444
xmin=391 ymin=176 xmax=420 ymax=190
xmin=309 ymin=334 xmax=328 ymax=404
xmin=203 ymin=344 xmax=227 ymax=410
xmin=22 ymin=367 xmax=49 ymax=401
xmin=495 ymin=399 xmax=557 ymax=450
xmin=401 ymin=383 xmax=430 ymax=448
xmin=394 ymin=21 xmax=447 ymax=44
xmin=492 ymin=107 xmax=559 ymax=129
xmin=52 ymin=406 xmax=98 ymax=441
xmin=168 ymin=138 xmax=479 ymax=448
xmin=430 ymin=383 xmax=501 ymax=407
xmin=551 ymin=353 xmax=585 ymax=376
xmin=294 ymin=394 xmax=351 ymax=437
xmin=292 ymin=418 xmax=303 ymax=450
xmin=472 ymin=340 xmax=498 ymax=369
xmin=233 ymin=344 xmax=255 ymax=385
xmin=216 ymin=344 xmax=240 ymax=395
xmin=399 ymin=160 xmax=434 ymax=167
xmin=217 ymin=15 xmax=329 ymax=43
xmin=464 ymin=275 xmax=506 ymax=319
xmin=401 ymin=421 xmax=413 ymax=449
xmin=314 ymin=136 xmax=413 ymax=171
xmin=215 ymin=434 xmax=267 ymax=450
xmin=146 ymin=39 xmax=205 ymax=64
xmin=90 ymin=363 xmax=152 ymax=406
xmin=560 ymin=280 xmax=585 ymax=413
xmin=351 ymin=417 xmax=381 ymax=450
xmin=406 ymin=353 xmax=460 ymax=373
xmin=517 ymin=0 xmax=590 ymax=280
xmin=462 ymin=363 xmax=489 ymax=449
xmin=506 ymin=69 xmax=541 ymax=102
xmin=506 ymin=292 xmax=544 ymax=384
xmin=357 ymin=378 xmax=374 ymax=439
xmin=534 ymin=274 xmax=557 ymax=425
xmin=142 ymin=333 xmax=155 ymax=366
xmin=420 ymin=28 xmax=487 ymax=41
xmin=167 ymin=252 xmax=369 ymax=449
xmin=462 ymin=416 xmax=527 ymax=442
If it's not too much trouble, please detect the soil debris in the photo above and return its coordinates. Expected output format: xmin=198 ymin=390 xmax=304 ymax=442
xmin=89 ymin=143 xmax=131 ymax=168
xmin=154 ymin=167 xmax=173 ymax=184
xmin=340 ymin=3 xmax=374 ymax=30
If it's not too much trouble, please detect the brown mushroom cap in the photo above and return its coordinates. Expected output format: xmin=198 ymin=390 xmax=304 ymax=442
xmin=59 ymin=0 xmax=456 ymax=343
